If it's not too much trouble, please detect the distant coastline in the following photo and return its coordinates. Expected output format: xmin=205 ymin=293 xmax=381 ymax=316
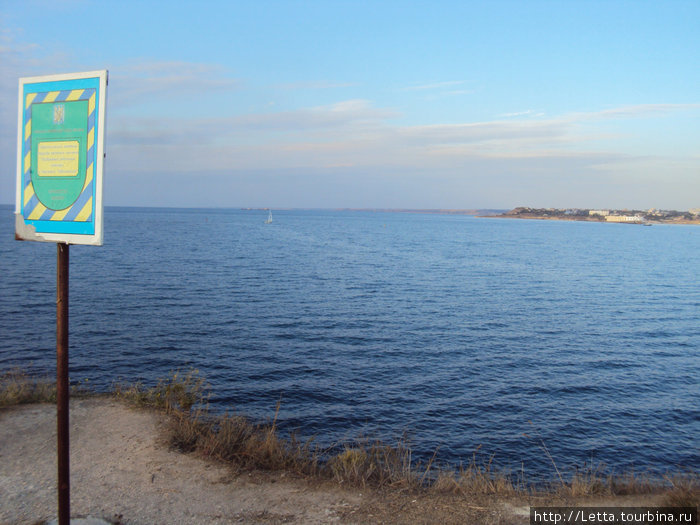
xmin=238 ymin=206 xmax=700 ymax=224
xmin=488 ymin=207 xmax=700 ymax=225
xmin=332 ymin=208 xmax=506 ymax=216
xmin=241 ymin=207 xmax=508 ymax=216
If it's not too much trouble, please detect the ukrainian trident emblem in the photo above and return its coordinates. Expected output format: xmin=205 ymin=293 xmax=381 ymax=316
xmin=53 ymin=103 xmax=65 ymax=125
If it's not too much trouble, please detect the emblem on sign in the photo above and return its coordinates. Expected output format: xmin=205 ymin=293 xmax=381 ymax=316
xmin=53 ymin=103 xmax=65 ymax=125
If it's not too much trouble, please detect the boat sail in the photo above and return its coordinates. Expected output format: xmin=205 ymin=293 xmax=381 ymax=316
xmin=264 ymin=210 xmax=273 ymax=224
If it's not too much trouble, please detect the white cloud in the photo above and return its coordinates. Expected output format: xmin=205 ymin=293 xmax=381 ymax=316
xmin=106 ymin=102 xmax=639 ymax=175
xmin=498 ymin=110 xmax=545 ymax=118
xmin=110 ymin=99 xmax=398 ymax=142
xmin=572 ymin=103 xmax=700 ymax=121
xmin=108 ymin=60 xmax=241 ymax=108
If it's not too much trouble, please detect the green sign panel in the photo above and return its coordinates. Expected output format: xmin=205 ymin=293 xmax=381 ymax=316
xmin=30 ymin=100 xmax=89 ymax=211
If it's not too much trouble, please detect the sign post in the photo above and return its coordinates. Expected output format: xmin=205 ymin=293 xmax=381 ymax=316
xmin=56 ymin=242 xmax=69 ymax=524
xmin=15 ymin=70 xmax=108 ymax=525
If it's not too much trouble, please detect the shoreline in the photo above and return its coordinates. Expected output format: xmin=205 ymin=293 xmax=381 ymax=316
xmin=484 ymin=214 xmax=700 ymax=225
xmin=487 ymin=207 xmax=700 ymax=225
xmin=1 ymin=371 xmax=698 ymax=523
xmin=4 ymin=370 xmax=692 ymax=488
xmin=3 ymin=397 xmax=696 ymax=525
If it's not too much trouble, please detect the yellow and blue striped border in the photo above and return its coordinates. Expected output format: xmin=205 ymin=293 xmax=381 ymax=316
xmin=23 ymin=89 xmax=96 ymax=223
xmin=20 ymin=76 xmax=102 ymax=236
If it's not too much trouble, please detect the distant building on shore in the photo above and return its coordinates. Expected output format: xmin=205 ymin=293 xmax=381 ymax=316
xmin=589 ymin=210 xmax=610 ymax=217
xmin=605 ymin=215 xmax=643 ymax=223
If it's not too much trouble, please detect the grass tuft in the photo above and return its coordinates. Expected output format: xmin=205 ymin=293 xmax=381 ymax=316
xmin=165 ymin=400 xmax=321 ymax=475
xmin=330 ymin=446 xmax=376 ymax=487
xmin=452 ymin=451 xmax=516 ymax=496
xmin=567 ymin=463 xmax=611 ymax=497
xmin=112 ymin=369 xmax=208 ymax=412
xmin=168 ymin=409 xmax=209 ymax=452
xmin=328 ymin=436 xmax=422 ymax=489
xmin=0 ymin=368 xmax=92 ymax=407
xmin=605 ymin=469 xmax=658 ymax=496
xmin=660 ymin=473 xmax=700 ymax=508
xmin=0 ymin=369 xmax=55 ymax=407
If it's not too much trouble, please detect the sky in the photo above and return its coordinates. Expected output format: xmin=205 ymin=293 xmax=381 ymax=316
xmin=1 ymin=0 xmax=699 ymax=210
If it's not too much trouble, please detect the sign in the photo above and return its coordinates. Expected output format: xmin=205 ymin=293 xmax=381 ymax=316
xmin=15 ymin=70 xmax=107 ymax=245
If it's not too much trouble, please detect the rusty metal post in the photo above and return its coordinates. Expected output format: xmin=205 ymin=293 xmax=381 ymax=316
xmin=56 ymin=242 xmax=70 ymax=525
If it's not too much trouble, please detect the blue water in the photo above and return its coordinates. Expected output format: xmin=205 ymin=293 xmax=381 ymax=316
xmin=1 ymin=205 xmax=698 ymax=480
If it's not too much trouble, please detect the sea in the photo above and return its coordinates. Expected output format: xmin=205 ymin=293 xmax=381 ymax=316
xmin=1 ymin=205 xmax=698 ymax=481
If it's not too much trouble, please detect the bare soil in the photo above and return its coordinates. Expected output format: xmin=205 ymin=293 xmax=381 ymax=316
xmin=0 ymin=398 xmax=669 ymax=524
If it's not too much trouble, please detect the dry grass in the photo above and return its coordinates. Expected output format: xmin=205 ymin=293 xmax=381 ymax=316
xmin=3 ymin=368 xmax=697 ymax=502
xmin=130 ymin=377 xmax=322 ymax=476
xmin=328 ymin=437 xmax=418 ymax=489
xmin=456 ymin=459 xmax=517 ymax=496
xmin=187 ymin=404 xmax=322 ymax=475
xmin=427 ymin=449 xmax=516 ymax=496
xmin=0 ymin=368 xmax=92 ymax=407
xmin=567 ymin=463 xmax=613 ymax=496
xmin=112 ymin=369 xmax=207 ymax=412
xmin=660 ymin=473 xmax=700 ymax=508
xmin=0 ymin=369 xmax=56 ymax=407
xmin=604 ymin=469 xmax=659 ymax=496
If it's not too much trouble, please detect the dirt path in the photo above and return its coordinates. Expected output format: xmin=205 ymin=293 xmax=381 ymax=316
xmin=1 ymin=399 xmax=370 ymax=524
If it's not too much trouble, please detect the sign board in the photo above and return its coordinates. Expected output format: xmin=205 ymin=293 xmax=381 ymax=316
xmin=15 ymin=71 xmax=107 ymax=245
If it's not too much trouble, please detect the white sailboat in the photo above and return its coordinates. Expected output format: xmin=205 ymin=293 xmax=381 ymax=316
xmin=264 ymin=210 xmax=273 ymax=224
